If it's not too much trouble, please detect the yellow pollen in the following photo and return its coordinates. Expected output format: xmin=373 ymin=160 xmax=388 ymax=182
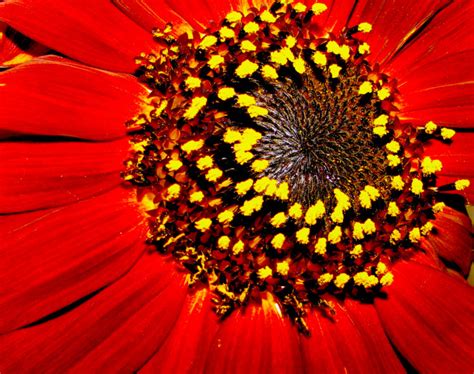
xmin=359 ymin=190 xmax=372 ymax=209
xmin=264 ymin=179 xmax=279 ymax=196
xmin=330 ymin=207 xmax=344 ymax=223
xmin=141 ymin=192 xmax=157 ymax=211
xmin=339 ymin=45 xmax=350 ymax=60
xmin=285 ymin=35 xmax=297 ymax=48
xmin=196 ymin=156 xmax=213 ymax=170
xmin=353 ymin=222 xmax=365 ymax=240
xmin=243 ymin=21 xmax=259 ymax=34
xmin=275 ymin=182 xmax=290 ymax=201
xmin=305 ymin=200 xmax=326 ymax=225
xmin=258 ymin=266 xmax=273 ymax=279
xmin=219 ymin=26 xmax=235 ymax=40
xmin=241 ymin=40 xmax=257 ymax=52
xmin=386 ymin=140 xmax=401 ymax=153
xmin=166 ymin=159 xmax=183 ymax=171
xmin=232 ymin=240 xmax=245 ymax=255
xmin=155 ymin=99 xmax=168 ymax=116
xmin=251 ymin=159 xmax=269 ymax=173
xmin=455 ymin=179 xmax=470 ymax=191
xmin=312 ymin=51 xmax=327 ymax=66
xmin=261 ymin=65 xmax=279 ymax=79
xmin=329 ymin=64 xmax=342 ymax=78
xmin=293 ymin=58 xmax=306 ymax=74
xmin=391 ymin=175 xmax=405 ymax=191
xmin=223 ymin=128 xmax=241 ymax=143
xmin=261 ymin=10 xmax=277 ymax=23
xmin=353 ymin=272 xmax=378 ymax=288
xmin=218 ymin=87 xmax=236 ymax=100
xmin=326 ymin=40 xmax=340 ymax=54
xmin=248 ymin=105 xmax=269 ymax=118
xmin=387 ymin=154 xmax=401 ymax=167
xmin=380 ymin=272 xmax=394 ymax=286
xmin=272 ymin=233 xmax=286 ymax=249
xmin=312 ymin=3 xmax=328 ymax=15
xmin=217 ymin=209 xmax=234 ymax=224
xmin=314 ymin=237 xmax=327 ymax=255
xmin=237 ymin=94 xmax=256 ymax=107
xmin=293 ymin=2 xmax=307 ymax=12
xmin=318 ymin=273 xmax=333 ymax=286
xmin=271 ymin=50 xmax=288 ymax=65
xmin=421 ymin=157 xmax=443 ymax=175
xmin=432 ymin=202 xmax=445 ymax=213
xmin=350 ymin=244 xmax=363 ymax=256
xmin=235 ymin=150 xmax=254 ymax=164
xmin=236 ymin=59 xmax=259 ymax=78
xmin=358 ymin=42 xmax=370 ymax=54
xmin=288 ymin=203 xmax=303 ymax=219
xmin=334 ymin=273 xmax=350 ymax=288
xmin=363 ymin=219 xmax=376 ymax=234
xmin=276 ymin=260 xmax=290 ymax=276
xmin=358 ymin=81 xmax=373 ymax=95
xmin=441 ymin=127 xmax=456 ymax=140
xmin=387 ymin=201 xmax=400 ymax=217
xmin=376 ymin=262 xmax=388 ymax=276
xmin=334 ymin=189 xmax=351 ymax=211
xmin=409 ymin=227 xmax=421 ymax=243
xmin=410 ymin=178 xmax=424 ymax=195
xmin=254 ymin=177 xmax=270 ymax=193
xmin=218 ymin=236 xmax=231 ymax=250
xmin=421 ymin=222 xmax=434 ymax=235
xmin=424 ymin=121 xmax=438 ymax=134
xmin=189 ymin=191 xmax=204 ymax=203
xmin=195 ymin=218 xmax=212 ymax=232
xmin=358 ymin=22 xmax=373 ymax=33
xmin=166 ymin=184 xmax=181 ymax=200
xmin=240 ymin=195 xmax=264 ymax=215
xmin=377 ymin=87 xmax=391 ymax=100
xmin=271 ymin=212 xmax=287 ymax=228
xmin=199 ymin=35 xmax=218 ymax=49
xmin=235 ymin=179 xmax=254 ymax=196
xmin=328 ymin=226 xmax=342 ymax=244
xmin=390 ymin=229 xmax=401 ymax=244
xmin=296 ymin=227 xmax=310 ymax=244
xmin=226 ymin=11 xmax=242 ymax=23
xmin=365 ymin=185 xmax=380 ymax=200
xmin=206 ymin=168 xmax=223 ymax=182
xmin=373 ymin=114 xmax=389 ymax=127
xmin=185 ymin=76 xmax=201 ymax=89
xmin=373 ymin=126 xmax=388 ymax=137
xmin=208 ymin=55 xmax=225 ymax=69
xmin=183 ymin=97 xmax=207 ymax=120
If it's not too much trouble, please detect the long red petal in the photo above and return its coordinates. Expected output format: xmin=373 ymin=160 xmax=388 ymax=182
xmin=0 ymin=254 xmax=187 ymax=372
xmin=0 ymin=56 xmax=147 ymax=140
xmin=0 ymin=139 xmax=129 ymax=213
xmin=0 ymin=0 xmax=156 ymax=72
xmin=376 ymin=260 xmax=474 ymax=373
xmin=0 ymin=187 xmax=147 ymax=333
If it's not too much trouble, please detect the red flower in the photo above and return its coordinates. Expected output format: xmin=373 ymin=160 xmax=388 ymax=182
xmin=0 ymin=0 xmax=473 ymax=372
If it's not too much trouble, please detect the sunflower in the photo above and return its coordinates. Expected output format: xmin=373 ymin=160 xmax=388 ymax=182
xmin=0 ymin=0 xmax=473 ymax=372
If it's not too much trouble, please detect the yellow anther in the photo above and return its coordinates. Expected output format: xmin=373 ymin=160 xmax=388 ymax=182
xmin=328 ymin=226 xmax=342 ymax=244
xmin=334 ymin=273 xmax=350 ymax=288
xmin=294 ymin=2 xmax=307 ymax=12
xmin=353 ymin=222 xmax=365 ymax=240
xmin=365 ymin=185 xmax=380 ymax=200
xmin=241 ymin=128 xmax=262 ymax=145
xmin=272 ymin=233 xmax=286 ymax=250
xmin=312 ymin=3 xmax=328 ymax=15
xmin=264 ymin=179 xmax=279 ymax=196
xmin=386 ymin=140 xmax=401 ymax=153
xmin=241 ymin=40 xmax=257 ymax=52
xmin=183 ymin=97 xmax=207 ymax=120
xmin=206 ymin=168 xmax=223 ymax=182
xmin=155 ymin=99 xmax=168 ymax=116
xmin=373 ymin=114 xmax=389 ymax=126
xmin=248 ymin=105 xmax=269 ymax=118
xmin=208 ymin=55 xmax=225 ymax=69
xmin=305 ymin=200 xmax=325 ymax=225
xmin=358 ymin=42 xmax=370 ymax=54
xmin=244 ymin=21 xmax=260 ymax=34
xmin=166 ymin=159 xmax=183 ymax=171
xmin=314 ymin=237 xmax=327 ymax=255
xmin=189 ymin=191 xmax=204 ymax=203
xmin=226 ymin=11 xmax=242 ymax=23
xmin=199 ymin=35 xmax=217 ymax=49
xmin=421 ymin=157 xmax=442 ymax=175
xmin=318 ymin=273 xmax=333 ymax=286
xmin=240 ymin=195 xmax=264 ymax=216
xmin=237 ymin=94 xmax=256 ymax=107
xmin=235 ymin=179 xmax=254 ymax=196
xmin=166 ymin=184 xmax=181 ymax=200
xmin=223 ymin=128 xmax=241 ymax=143
xmin=254 ymin=176 xmax=271 ymax=193
xmin=235 ymin=150 xmax=254 ymax=164
xmin=196 ymin=155 xmax=213 ymax=170
xmin=195 ymin=218 xmax=212 ymax=232
xmin=251 ymin=159 xmax=269 ymax=173
xmin=424 ymin=121 xmax=438 ymax=134
xmin=409 ymin=227 xmax=421 ymax=243
xmin=441 ymin=127 xmax=456 ymax=140
xmin=218 ymin=236 xmax=231 ymax=250
xmin=334 ymin=189 xmax=351 ymax=211
xmin=277 ymin=260 xmax=290 ymax=276
xmin=326 ymin=40 xmax=340 ymax=54
xmin=236 ymin=59 xmax=259 ymax=78
xmin=455 ymin=179 xmax=470 ymax=191
xmin=410 ymin=178 xmax=424 ymax=195
xmin=377 ymin=87 xmax=391 ymax=100
xmin=219 ymin=26 xmax=235 ymax=40
xmin=218 ymin=209 xmax=234 ymax=224
xmin=363 ymin=219 xmax=376 ymax=234
xmin=261 ymin=64 xmax=279 ymax=79
xmin=258 ymin=266 xmax=273 ymax=279
xmin=296 ymin=227 xmax=310 ymax=244
xmin=353 ymin=272 xmax=378 ymax=288
xmin=359 ymin=190 xmax=372 ymax=209
xmin=358 ymin=22 xmax=373 ymax=33
xmin=358 ymin=81 xmax=373 ymax=95
xmin=373 ymin=126 xmax=388 ymax=137
xmin=288 ymin=203 xmax=303 ymax=219
xmin=312 ymin=51 xmax=327 ymax=66
xmin=261 ymin=10 xmax=277 ymax=23
xmin=293 ymin=57 xmax=306 ymax=74
xmin=390 ymin=229 xmax=401 ymax=244
xmin=376 ymin=262 xmax=388 ymax=276
xmin=339 ymin=45 xmax=350 ymax=60
xmin=271 ymin=212 xmax=287 ymax=228
xmin=432 ymin=202 xmax=445 ymax=213
xmin=218 ymin=87 xmax=236 ymax=100
xmin=285 ymin=35 xmax=297 ymax=48
xmin=380 ymin=272 xmax=394 ymax=286
xmin=329 ymin=64 xmax=342 ymax=78
xmin=387 ymin=154 xmax=401 ymax=167
xmin=232 ymin=240 xmax=245 ymax=255
xmin=387 ymin=201 xmax=400 ymax=217
xmin=271 ymin=50 xmax=288 ymax=65
xmin=421 ymin=221 xmax=434 ymax=235
xmin=391 ymin=175 xmax=405 ymax=191
xmin=141 ymin=193 xmax=157 ymax=211
xmin=330 ymin=207 xmax=344 ymax=223
xmin=185 ymin=76 xmax=201 ymax=89
xmin=350 ymin=244 xmax=363 ymax=256
xmin=275 ymin=182 xmax=289 ymax=201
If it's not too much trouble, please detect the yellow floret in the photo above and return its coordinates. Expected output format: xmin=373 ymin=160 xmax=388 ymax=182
xmin=183 ymin=97 xmax=207 ymax=120
xmin=318 ymin=273 xmax=334 ymax=286
xmin=377 ymin=87 xmax=391 ymax=100
xmin=424 ymin=121 xmax=437 ymax=134
xmin=363 ymin=219 xmax=376 ymax=234
xmin=312 ymin=3 xmax=328 ymax=15
xmin=387 ymin=201 xmax=400 ymax=217
xmin=376 ymin=262 xmax=388 ymax=275
xmin=421 ymin=222 xmax=433 ymax=235
xmin=185 ymin=76 xmax=201 ymax=89
xmin=217 ymin=209 xmax=234 ymax=224
xmin=373 ymin=114 xmax=389 ymax=126
xmin=293 ymin=58 xmax=306 ymax=74
xmin=358 ymin=22 xmax=372 ymax=33
xmin=206 ymin=168 xmax=223 ymax=182
xmin=235 ymin=150 xmax=254 ymax=164
xmin=353 ymin=272 xmax=378 ymax=287
xmin=432 ymin=202 xmax=445 ymax=213
xmin=350 ymin=244 xmax=363 ymax=256
xmin=261 ymin=10 xmax=277 ymax=23
xmin=235 ymin=179 xmax=254 ymax=196
xmin=189 ymin=191 xmax=204 ymax=203
xmin=305 ymin=200 xmax=325 ymax=225
xmin=380 ymin=272 xmax=394 ymax=286
xmin=296 ymin=227 xmax=310 ymax=244
xmin=166 ymin=159 xmax=183 ymax=171
xmin=236 ymin=60 xmax=259 ymax=78
xmin=358 ymin=42 xmax=370 ymax=54
xmin=328 ymin=226 xmax=342 ymax=244
xmin=312 ymin=51 xmax=327 ymax=66
xmin=254 ymin=177 xmax=271 ymax=193
xmin=241 ymin=40 xmax=257 ymax=52
xmin=196 ymin=156 xmax=213 ymax=170
xmin=391 ymin=175 xmax=405 ymax=191
xmin=410 ymin=178 xmax=424 ymax=195
xmin=271 ymin=233 xmax=286 ymax=249
xmin=237 ymin=94 xmax=256 ymax=107
xmin=271 ymin=212 xmax=287 ymax=228
xmin=293 ymin=2 xmax=307 ymax=12
xmin=334 ymin=273 xmax=350 ymax=288
xmin=261 ymin=65 xmax=279 ymax=79
xmin=258 ymin=265 xmax=273 ymax=279
xmin=218 ymin=87 xmax=236 ymax=100
xmin=219 ymin=26 xmax=235 ymax=40
xmin=285 ymin=35 xmax=297 ymax=48
xmin=232 ymin=240 xmax=245 ymax=255
xmin=373 ymin=126 xmax=388 ymax=137
xmin=386 ymin=140 xmax=400 ymax=153
xmin=314 ymin=237 xmax=327 ymax=255
xmin=275 ymin=182 xmax=289 ymax=200
xmin=288 ymin=203 xmax=303 ymax=219
xmin=353 ymin=222 xmax=365 ymax=240
xmin=223 ymin=128 xmax=241 ymax=143
xmin=358 ymin=81 xmax=373 ymax=95
xmin=208 ymin=55 xmax=225 ymax=69
xmin=166 ymin=184 xmax=181 ymax=200
xmin=441 ymin=127 xmax=456 ymax=140
xmin=226 ymin=11 xmax=242 ymax=23
xmin=421 ymin=156 xmax=443 ymax=175
xmin=271 ymin=50 xmax=288 ymax=65
xmin=198 ymin=35 xmax=217 ymax=49
xmin=329 ymin=64 xmax=342 ymax=78
xmin=409 ymin=227 xmax=421 ymax=243
xmin=240 ymin=195 xmax=264 ymax=216
xmin=195 ymin=218 xmax=212 ymax=232
xmin=243 ymin=21 xmax=259 ymax=34
xmin=387 ymin=154 xmax=401 ymax=167
xmin=251 ymin=159 xmax=269 ymax=173
xmin=277 ymin=260 xmax=290 ymax=276
xmin=248 ymin=105 xmax=269 ymax=118
xmin=218 ymin=236 xmax=231 ymax=250
xmin=390 ymin=229 xmax=401 ymax=244
xmin=455 ymin=179 xmax=470 ymax=191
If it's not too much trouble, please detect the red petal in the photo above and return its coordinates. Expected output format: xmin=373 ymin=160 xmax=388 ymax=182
xmin=0 ymin=139 xmax=129 ymax=213
xmin=0 ymin=187 xmax=147 ymax=333
xmin=0 ymin=0 xmax=156 ymax=72
xmin=0 ymin=56 xmax=147 ymax=140
xmin=376 ymin=260 xmax=474 ymax=373
xmin=301 ymin=300 xmax=404 ymax=372
xmin=0 ymin=254 xmax=188 ymax=372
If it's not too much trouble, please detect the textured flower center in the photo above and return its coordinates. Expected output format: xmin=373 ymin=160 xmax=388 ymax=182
xmin=123 ymin=0 xmax=467 ymax=332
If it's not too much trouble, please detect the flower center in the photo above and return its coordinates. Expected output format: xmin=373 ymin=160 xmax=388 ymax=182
xmin=123 ymin=0 xmax=466 ymax=333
